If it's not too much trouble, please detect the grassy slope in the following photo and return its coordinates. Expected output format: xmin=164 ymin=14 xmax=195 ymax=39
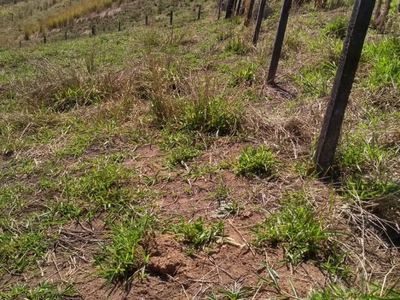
xmin=1 ymin=0 xmax=400 ymax=299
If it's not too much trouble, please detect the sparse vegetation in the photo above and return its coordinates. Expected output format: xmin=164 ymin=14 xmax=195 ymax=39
xmin=253 ymin=191 xmax=336 ymax=265
xmin=0 ymin=281 xmax=77 ymax=300
xmin=0 ymin=0 xmax=399 ymax=298
xmin=306 ymin=282 xmax=400 ymax=299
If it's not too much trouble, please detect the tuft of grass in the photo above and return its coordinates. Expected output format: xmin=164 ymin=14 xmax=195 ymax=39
xmin=52 ymin=86 xmax=101 ymax=111
xmin=170 ymin=217 xmax=225 ymax=252
xmin=207 ymin=281 xmax=255 ymax=300
xmin=57 ymin=159 xmax=135 ymax=217
xmin=307 ymin=282 xmax=400 ymax=299
xmin=93 ymin=213 xmax=155 ymax=287
xmin=336 ymin=132 xmax=399 ymax=200
xmin=147 ymin=58 xmax=243 ymax=134
xmin=0 ymin=281 xmax=77 ymax=300
xmin=296 ymin=60 xmax=337 ymax=97
xmin=224 ymin=36 xmax=251 ymax=55
xmin=230 ymin=62 xmax=256 ymax=87
xmin=258 ymin=263 xmax=281 ymax=294
xmin=0 ymin=183 xmax=29 ymax=211
xmin=181 ymin=94 xmax=243 ymax=135
xmin=362 ymin=37 xmax=400 ymax=91
xmin=234 ymin=145 xmax=280 ymax=177
xmin=14 ymin=58 xmax=134 ymax=113
xmin=322 ymin=16 xmax=348 ymax=40
xmin=166 ymin=146 xmax=203 ymax=167
xmin=0 ymin=228 xmax=51 ymax=274
xmin=253 ymin=191 xmax=336 ymax=265
xmin=160 ymin=130 xmax=204 ymax=167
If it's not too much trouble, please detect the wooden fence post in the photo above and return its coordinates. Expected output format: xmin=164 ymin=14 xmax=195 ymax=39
xmin=266 ymin=0 xmax=292 ymax=84
xmin=314 ymin=0 xmax=376 ymax=176
xmin=236 ymin=0 xmax=242 ymax=15
xmin=245 ymin=0 xmax=256 ymax=26
xmin=225 ymin=0 xmax=235 ymax=18
xmin=65 ymin=30 xmax=67 ymax=40
xmin=145 ymin=15 xmax=149 ymax=25
xmin=169 ymin=11 xmax=173 ymax=25
xmin=43 ymin=34 xmax=47 ymax=44
xmin=197 ymin=4 xmax=201 ymax=20
xmin=118 ymin=21 xmax=121 ymax=31
xmin=252 ymin=0 xmax=267 ymax=44
xmin=91 ymin=25 xmax=96 ymax=36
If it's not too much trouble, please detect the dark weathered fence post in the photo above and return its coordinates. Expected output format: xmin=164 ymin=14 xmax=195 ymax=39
xmin=245 ymin=0 xmax=256 ymax=26
xmin=91 ymin=25 xmax=96 ymax=36
xmin=43 ymin=34 xmax=46 ymax=44
xmin=314 ymin=0 xmax=376 ymax=176
xmin=145 ymin=15 xmax=149 ymax=25
xmin=197 ymin=4 xmax=201 ymax=20
xmin=252 ymin=0 xmax=267 ymax=44
xmin=118 ymin=21 xmax=121 ymax=31
xmin=169 ymin=11 xmax=173 ymax=25
xmin=236 ymin=0 xmax=242 ymax=15
xmin=225 ymin=0 xmax=235 ymax=18
xmin=266 ymin=0 xmax=292 ymax=84
xmin=65 ymin=30 xmax=67 ymax=40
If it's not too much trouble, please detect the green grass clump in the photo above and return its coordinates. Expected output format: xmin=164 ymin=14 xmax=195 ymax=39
xmin=166 ymin=146 xmax=203 ymax=167
xmin=0 ymin=281 xmax=76 ymax=300
xmin=160 ymin=130 xmax=204 ymax=167
xmin=234 ymin=145 xmax=280 ymax=177
xmin=52 ymin=86 xmax=101 ymax=112
xmin=323 ymin=16 xmax=348 ymax=40
xmin=207 ymin=282 xmax=254 ymax=300
xmin=93 ymin=213 xmax=155 ymax=286
xmin=230 ymin=62 xmax=256 ymax=87
xmin=253 ymin=191 xmax=335 ymax=265
xmin=362 ymin=37 xmax=400 ymax=91
xmin=0 ymin=183 xmax=29 ymax=211
xmin=336 ymin=133 xmax=399 ymax=200
xmin=307 ymin=282 xmax=400 ymax=300
xmin=147 ymin=57 xmax=243 ymax=134
xmin=225 ymin=37 xmax=250 ymax=55
xmin=0 ymin=229 xmax=51 ymax=273
xmin=296 ymin=60 xmax=337 ymax=97
xmin=170 ymin=217 xmax=225 ymax=251
xmin=59 ymin=160 xmax=134 ymax=217
xmin=181 ymin=95 xmax=243 ymax=135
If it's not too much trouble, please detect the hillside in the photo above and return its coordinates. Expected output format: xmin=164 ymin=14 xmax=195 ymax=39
xmin=1 ymin=0 xmax=400 ymax=299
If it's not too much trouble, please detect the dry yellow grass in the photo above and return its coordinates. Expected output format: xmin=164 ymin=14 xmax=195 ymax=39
xmin=23 ymin=0 xmax=122 ymax=38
